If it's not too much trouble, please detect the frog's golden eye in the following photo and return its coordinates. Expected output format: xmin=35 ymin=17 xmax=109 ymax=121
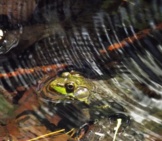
xmin=65 ymin=82 xmax=75 ymax=93
xmin=61 ymin=72 xmax=70 ymax=78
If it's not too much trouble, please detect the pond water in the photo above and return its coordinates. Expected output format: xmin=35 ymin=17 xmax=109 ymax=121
xmin=0 ymin=0 xmax=162 ymax=141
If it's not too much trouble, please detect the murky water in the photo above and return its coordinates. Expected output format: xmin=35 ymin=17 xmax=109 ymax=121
xmin=0 ymin=0 xmax=162 ymax=141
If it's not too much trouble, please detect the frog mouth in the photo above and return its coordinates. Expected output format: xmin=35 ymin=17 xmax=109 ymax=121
xmin=46 ymin=84 xmax=87 ymax=103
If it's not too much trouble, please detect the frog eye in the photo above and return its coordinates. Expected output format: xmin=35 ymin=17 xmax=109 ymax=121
xmin=65 ymin=82 xmax=75 ymax=93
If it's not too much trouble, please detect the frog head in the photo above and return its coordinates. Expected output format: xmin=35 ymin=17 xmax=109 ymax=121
xmin=49 ymin=71 xmax=94 ymax=104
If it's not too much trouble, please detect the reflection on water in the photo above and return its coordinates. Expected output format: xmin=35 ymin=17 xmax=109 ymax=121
xmin=0 ymin=0 xmax=162 ymax=140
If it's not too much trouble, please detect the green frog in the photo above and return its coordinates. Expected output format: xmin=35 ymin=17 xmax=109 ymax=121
xmin=49 ymin=71 xmax=94 ymax=104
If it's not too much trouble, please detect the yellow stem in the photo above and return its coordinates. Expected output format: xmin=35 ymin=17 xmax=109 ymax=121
xmin=66 ymin=128 xmax=75 ymax=136
xmin=113 ymin=118 xmax=122 ymax=141
xmin=27 ymin=129 xmax=65 ymax=141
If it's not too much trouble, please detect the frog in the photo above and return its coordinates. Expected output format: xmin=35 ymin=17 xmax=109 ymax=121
xmin=48 ymin=71 xmax=94 ymax=104
xmin=2 ymin=71 xmax=130 ymax=141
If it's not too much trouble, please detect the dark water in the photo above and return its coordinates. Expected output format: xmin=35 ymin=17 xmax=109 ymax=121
xmin=0 ymin=0 xmax=162 ymax=140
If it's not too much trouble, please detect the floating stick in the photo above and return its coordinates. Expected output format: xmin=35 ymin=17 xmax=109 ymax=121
xmin=28 ymin=129 xmax=65 ymax=141
xmin=113 ymin=118 xmax=122 ymax=141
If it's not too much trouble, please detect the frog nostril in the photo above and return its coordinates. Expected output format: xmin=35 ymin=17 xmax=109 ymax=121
xmin=65 ymin=82 xmax=75 ymax=93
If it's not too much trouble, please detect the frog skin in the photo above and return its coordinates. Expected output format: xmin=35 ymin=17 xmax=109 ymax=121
xmin=49 ymin=71 xmax=94 ymax=104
